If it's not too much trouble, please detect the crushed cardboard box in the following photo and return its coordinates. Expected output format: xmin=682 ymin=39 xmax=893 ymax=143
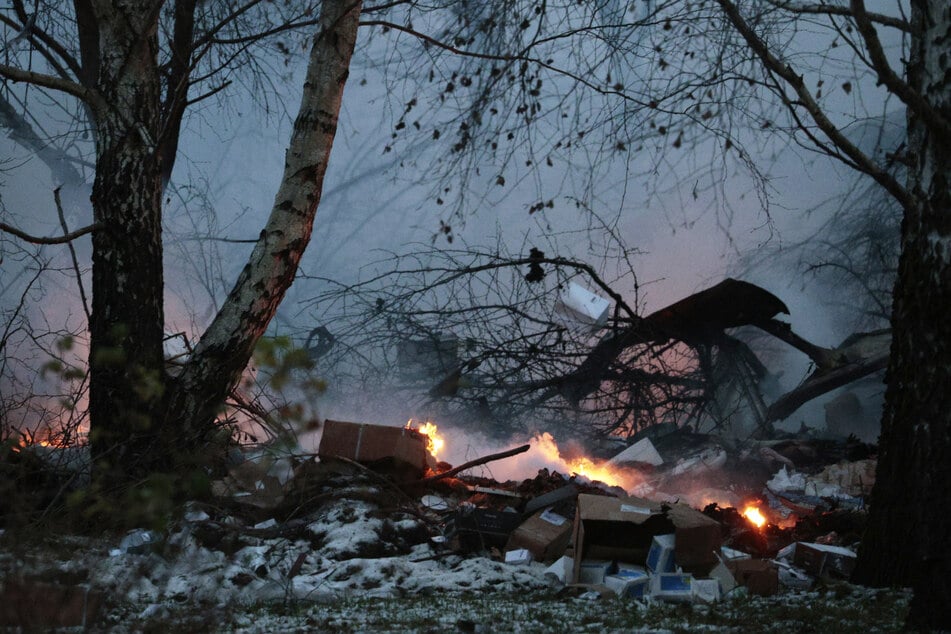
xmin=570 ymin=493 xmax=722 ymax=583
xmin=505 ymin=508 xmax=572 ymax=562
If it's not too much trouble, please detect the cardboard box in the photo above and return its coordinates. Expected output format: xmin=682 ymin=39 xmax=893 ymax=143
xmin=708 ymin=557 xmax=737 ymax=594
xmin=317 ymin=420 xmax=428 ymax=474
xmin=726 ymin=559 xmax=779 ymax=596
xmin=664 ymin=502 xmax=722 ymax=572
xmin=506 ymin=508 xmax=572 ymax=562
xmin=570 ymin=494 xmax=722 ymax=582
xmin=646 ymin=533 xmax=677 ymax=573
xmin=543 ymin=555 xmax=574 ymax=584
xmin=605 ymin=569 xmax=650 ymax=599
xmin=555 ymin=282 xmax=611 ymax=330
xmin=650 ymin=573 xmax=695 ymax=602
xmin=504 ymin=548 xmax=533 ymax=565
xmin=692 ymin=578 xmax=721 ymax=603
xmin=571 ymin=494 xmax=667 ymax=582
xmin=793 ymin=542 xmax=857 ymax=578
xmin=579 ymin=559 xmax=614 ymax=584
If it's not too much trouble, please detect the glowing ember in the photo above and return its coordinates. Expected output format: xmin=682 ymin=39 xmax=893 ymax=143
xmin=406 ymin=419 xmax=444 ymax=459
xmin=742 ymin=504 xmax=767 ymax=528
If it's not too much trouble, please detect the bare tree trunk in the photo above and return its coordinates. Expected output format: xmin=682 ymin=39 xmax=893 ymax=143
xmin=165 ymin=0 xmax=363 ymax=440
xmin=854 ymin=2 xmax=951 ymax=629
xmin=87 ymin=3 xmax=168 ymax=481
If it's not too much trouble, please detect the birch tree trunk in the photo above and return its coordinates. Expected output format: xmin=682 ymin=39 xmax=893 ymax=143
xmin=164 ymin=0 xmax=362 ymax=442
xmin=853 ymin=1 xmax=951 ymax=629
xmin=81 ymin=0 xmax=362 ymax=483
xmin=87 ymin=2 xmax=168 ymax=479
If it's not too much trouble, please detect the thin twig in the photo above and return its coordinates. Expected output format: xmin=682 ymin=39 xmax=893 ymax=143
xmin=53 ymin=187 xmax=90 ymax=321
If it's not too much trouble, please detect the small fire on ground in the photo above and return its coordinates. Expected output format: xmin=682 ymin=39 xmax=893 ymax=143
xmin=533 ymin=432 xmax=639 ymax=491
xmin=405 ymin=419 xmax=445 ymax=460
xmin=742 ymin=504 xmax=767 ymax=528
xmin=404 ymin=422 xmax=636 ymax=490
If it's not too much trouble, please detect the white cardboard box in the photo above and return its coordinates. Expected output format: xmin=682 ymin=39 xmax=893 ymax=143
xmin=554 ymin=282 xmax=611 ymax=330
xmin=650 ymin=573 xmax=695 ymax=602
xmin=504 ymin=548 xmax=533 ymax=565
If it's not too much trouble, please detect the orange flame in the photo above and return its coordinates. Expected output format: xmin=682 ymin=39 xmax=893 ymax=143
xmin=742 ymin=504 xmax=767 ymax=528
xmin=533 ymin=432 xmax=637 ymax=490
xmin=406 ymin=419 xmax=444 ymax=459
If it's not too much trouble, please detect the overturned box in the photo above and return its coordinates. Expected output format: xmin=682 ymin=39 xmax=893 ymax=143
xmin=726 ymin=558 xmax=779 ymax=596
xmin=605 ymin=567 xmax=650 ymax=599
xmin=317 ymin=420 xmax=429 ymax=475
xmin=570 ymin=494 xmax=722 ymax=583
xmin=793 ymin=542 xmax=857 ymax=579
xmin=506 ymin=508 xmax=572 ymax=562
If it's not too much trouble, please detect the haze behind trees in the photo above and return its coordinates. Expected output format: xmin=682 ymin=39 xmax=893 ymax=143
xmin=0 ymin=1 xmax=946 ymax=628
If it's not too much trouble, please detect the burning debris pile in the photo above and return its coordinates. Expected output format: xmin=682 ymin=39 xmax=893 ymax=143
xmin=0 ymin=418 xmax=879 ymax=629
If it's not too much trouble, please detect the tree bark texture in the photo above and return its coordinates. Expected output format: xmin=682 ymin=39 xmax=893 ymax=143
xmin=853 ymin=2 xmax=951 ymax=630
xmin=165 ymin=0 xmax=363 ymax=440
xmin=87 ymin=2 xmax=168 ymax=479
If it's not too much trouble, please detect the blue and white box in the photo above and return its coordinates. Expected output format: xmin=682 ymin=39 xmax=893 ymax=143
xmin=578 ymin=559 xmax=614 ymax=584
xmin=646 ymin=533 xmax=677 ymax=573
xmin=605 ymin=566 xmax=650 ymax=599
xmin=650 ymin=573 xmax=695 ymax=602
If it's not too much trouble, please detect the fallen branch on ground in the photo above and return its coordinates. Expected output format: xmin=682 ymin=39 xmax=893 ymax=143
xmin=409 ymin=444 xmax=531 ymax=486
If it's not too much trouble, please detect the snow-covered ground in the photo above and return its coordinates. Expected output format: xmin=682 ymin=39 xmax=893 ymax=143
xmin=0 ymin=471 xmax=909 ymax=633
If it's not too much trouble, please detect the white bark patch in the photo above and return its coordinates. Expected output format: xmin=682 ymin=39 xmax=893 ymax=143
xmin=178 ymin=1 xmax=363 ymax=416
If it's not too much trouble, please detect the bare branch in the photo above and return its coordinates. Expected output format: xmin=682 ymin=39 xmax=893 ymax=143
xmin=1 ymin=6 xmax=86 ymax=82
xmin=358 ymin=19 xmax=655 ymax=108
xmin=849 ymin=0 xmax=951 ymax=147
xmin=0 ymin=63 xmax=106 ymax=112
xmin=0 ymin=219 xmax=100 ymax=245
xmin=409 ymin=444 xmax=531 ymax=485
xmin=766 ymin=352 xmax=888 ymax=422
xmin=765 ymin=0 xmax=911 ymax=32
xmin=715 ymin=0 xmax=915 ymax=210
